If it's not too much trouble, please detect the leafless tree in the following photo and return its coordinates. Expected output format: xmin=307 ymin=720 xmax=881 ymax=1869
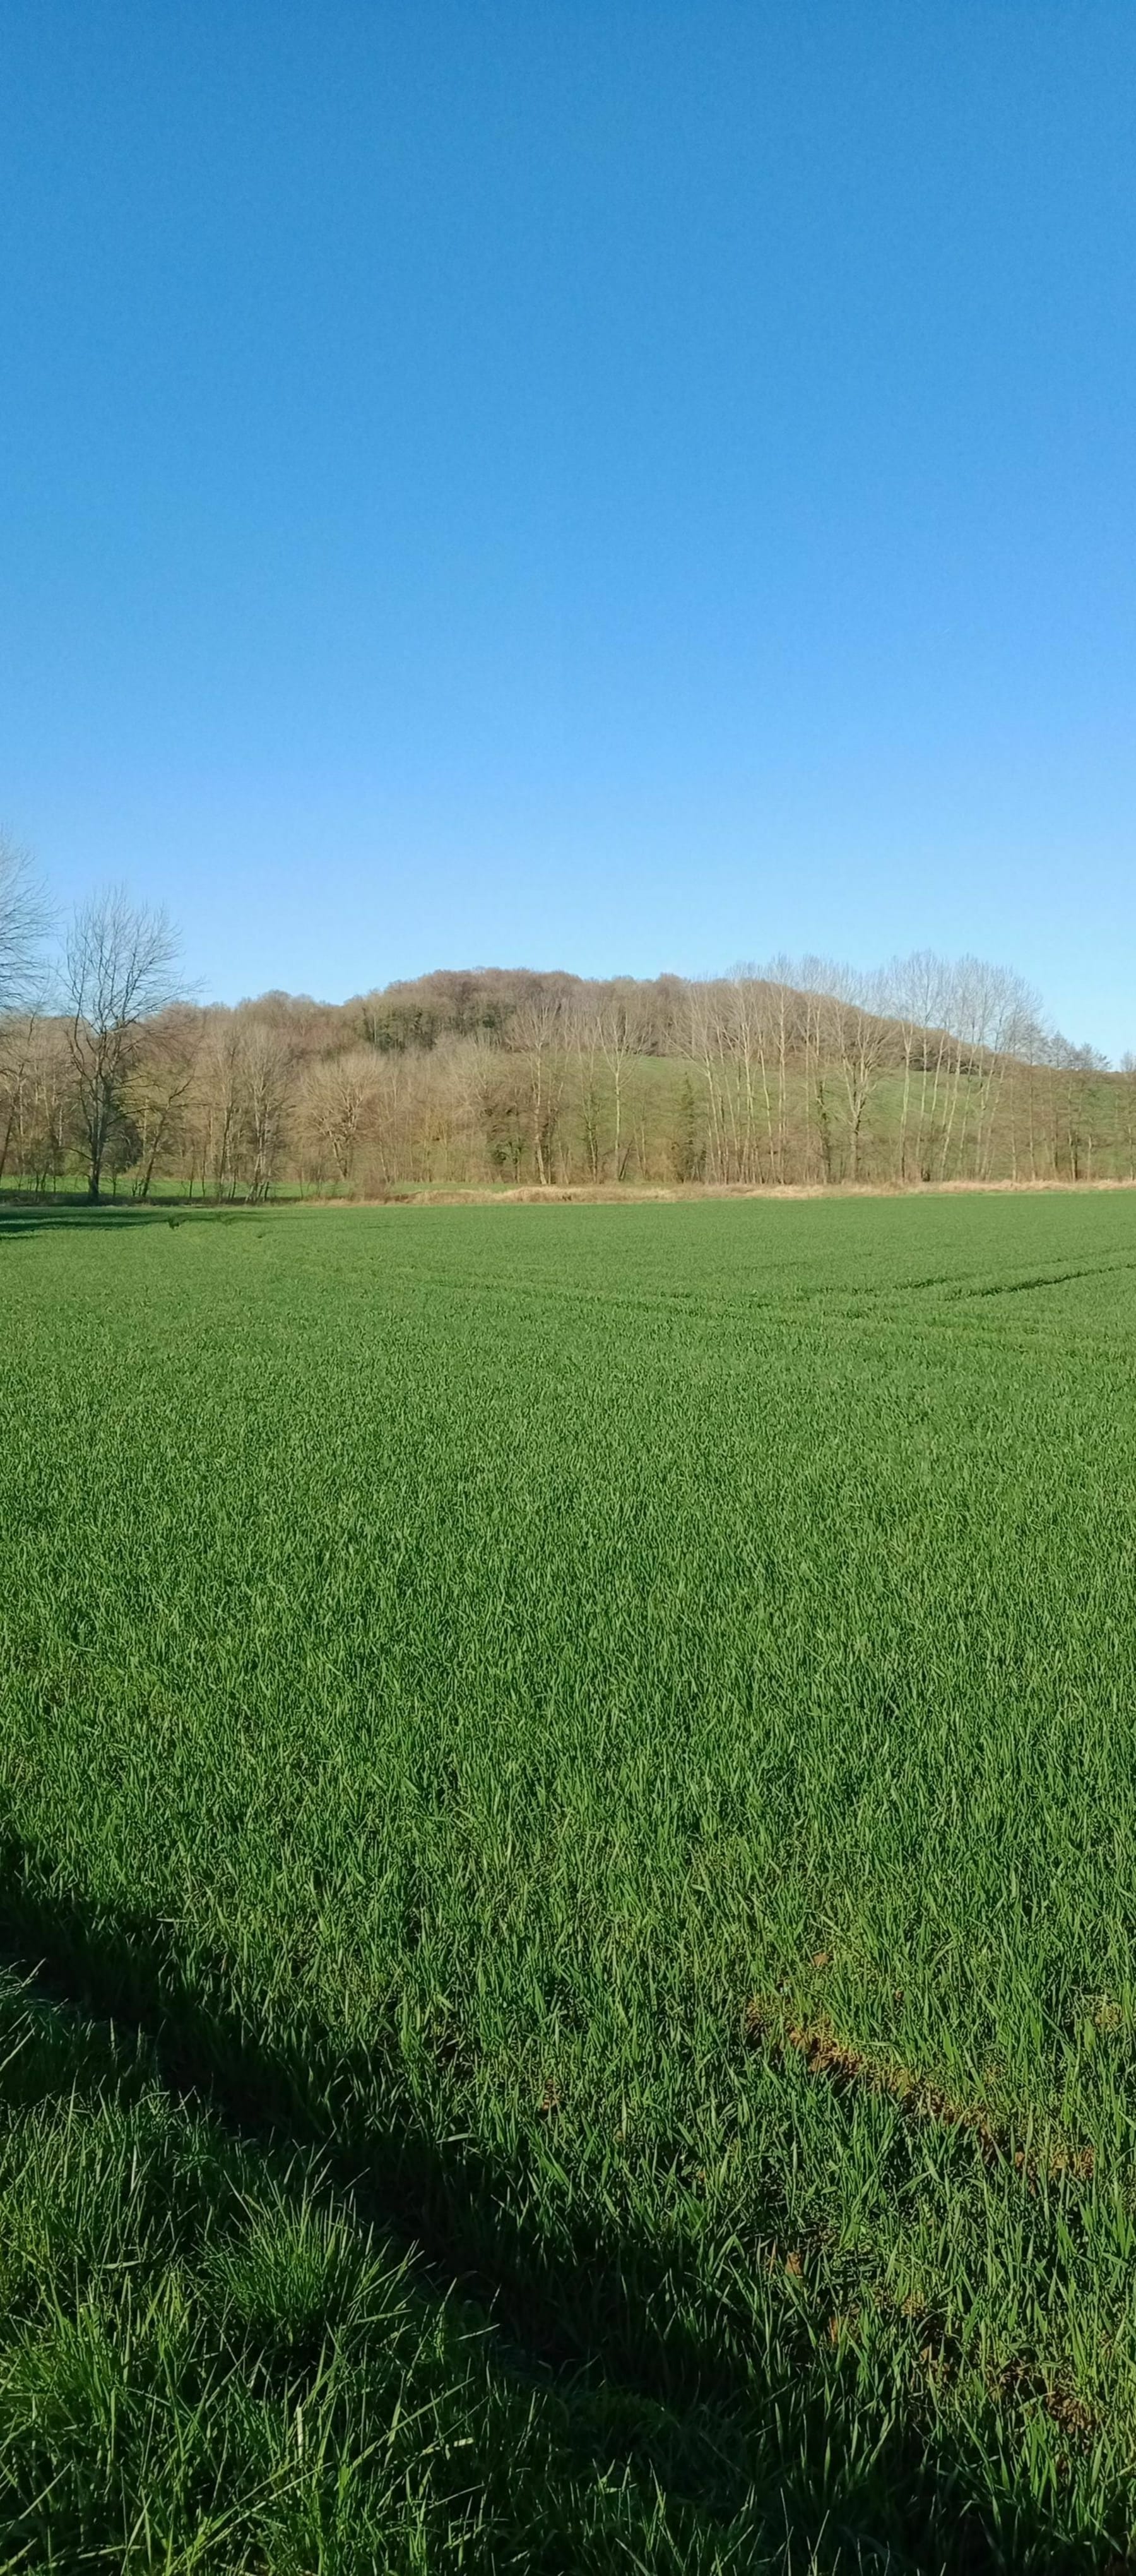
xmin=237 ymin=1016 xmax=295 ymax=1202
xmin=510 ymin=994 xmax=566 ymax=1184
xmin=806 ymin=961 xmax=891 ymax=1182
xmin=11 ymin=1017 xmax=71 ymax=1191
xmin=577 ymin=982 xmax=645 ymax=1180
xmin=64 ymin=888 xmax=181 ymax=1199
xmin=1118 ymin=1054 xmax=1136 ymax=1183
xmin=301 ymin=1046 xmax=382 ymax=1188
xmin=0 ymin=1017 xmax=37 ymax=1185
xmin=0 ymin=1014 xmax=70 ymax=1189
xmin=886 ymin=952 xmax=946 ymax=1181
xmin=0 ymin=835 xmax=52 ymax=1017
xmin=187 ymin=1012 xmax=246 ymax=1198
xmin=123 ymin=1005 xmax=204 ymax=1198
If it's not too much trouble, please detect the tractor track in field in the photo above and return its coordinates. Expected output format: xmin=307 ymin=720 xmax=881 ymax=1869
xmin=0 ymin=1832 xmax=1120 ymax=2568
xmin=0 ymin=1828 xmax=834 ymax=2407
xmin=745 ymin=1997 xmax=1096 ymax=2187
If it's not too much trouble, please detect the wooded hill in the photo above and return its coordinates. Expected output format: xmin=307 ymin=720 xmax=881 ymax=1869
xmin=3 ymin=952 xmax=1127 ymax=1201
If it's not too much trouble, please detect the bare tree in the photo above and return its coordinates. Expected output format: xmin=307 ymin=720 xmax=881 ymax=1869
xmin=301 ymin=1046 xmax=382 ymax=1188
xmin=571 ymin=992 xmax=605 ymax=1180
xmin=759 ymin=959 xmax=796 ymax=1184
xmin=808 ymin=962 xmax=891 ymax=1182
xmin=64 ymin=888 xmax=181 ymax=1199
xmin=0 ymin=1016 xmax=37 ymax=1184
xmin=968 ymin=966 xmax=1040 ymax=1179
xmin=0 ymin=1013 xmax=71 ymax=1190
xmin=469 ymin=1037 xmax=528 ymax=1182
xmin=237 ymin=1015 xmax=295 ymax=1202
xmin=0 ymin=835 xmax=52 ymax=1017
xmin=887 ymin=952 xmax=946 ymax=1182
xmin=187 ymin=1012 xmax=246 ymax=1199
xmin=123 ymin=1005 xmax=204 ymax=1198
xmin=575 ymin=982 xmax=646 ymax=1181
xmin=510 ymin=994 xmax=566 ymax=1184
xmin=1119 ymin=1054 xmax=1136 ymax=1183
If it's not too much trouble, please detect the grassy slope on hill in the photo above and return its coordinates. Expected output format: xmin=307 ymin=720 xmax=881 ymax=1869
xmin=4 ymin=1195 xmax=1136 ymax=2566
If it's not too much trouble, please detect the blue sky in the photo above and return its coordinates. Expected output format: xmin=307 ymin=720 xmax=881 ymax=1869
xmin=3 ymin=3 xmax=1135 ymax=1049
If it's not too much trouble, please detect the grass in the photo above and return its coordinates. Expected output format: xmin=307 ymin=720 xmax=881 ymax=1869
xmin=4 ymin=1192 xmax=1136 ymax=2567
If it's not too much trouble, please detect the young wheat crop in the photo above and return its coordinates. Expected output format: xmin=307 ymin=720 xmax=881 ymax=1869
xmin=3 ymin=1193 xmax=1136 ymax=2568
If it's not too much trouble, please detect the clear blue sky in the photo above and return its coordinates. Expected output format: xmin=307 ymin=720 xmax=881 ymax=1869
xmin=3 ymin=4 xmax=1134 ymax=1051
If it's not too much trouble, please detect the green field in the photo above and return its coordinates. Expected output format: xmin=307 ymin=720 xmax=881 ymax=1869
xmin=4 ymin=1195 xmax=1136 ymax=2570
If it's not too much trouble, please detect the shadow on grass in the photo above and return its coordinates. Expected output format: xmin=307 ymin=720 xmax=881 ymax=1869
xmin=0 ymin=1827 xmax=1112 ymax=2573
xmin=0 ymin=1198 xmax=256 ymax=1237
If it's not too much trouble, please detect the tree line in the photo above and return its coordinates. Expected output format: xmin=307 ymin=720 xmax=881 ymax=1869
xmin=1 ymin=837 xmax=1128 ymax=1199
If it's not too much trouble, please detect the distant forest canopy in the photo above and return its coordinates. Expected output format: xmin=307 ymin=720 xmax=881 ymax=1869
xmin=0 ymin=851 xmax=1128 ymax=1198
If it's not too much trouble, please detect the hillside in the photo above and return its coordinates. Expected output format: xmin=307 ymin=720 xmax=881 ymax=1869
xmin=1 ymin=954 xmax=1125 ymax=1200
